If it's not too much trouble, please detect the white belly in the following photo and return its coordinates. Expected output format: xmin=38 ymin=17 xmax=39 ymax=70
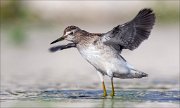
xmin=77 ymin=44 xmax=129 ymax=76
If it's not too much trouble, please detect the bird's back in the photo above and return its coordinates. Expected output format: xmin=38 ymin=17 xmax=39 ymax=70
xmin=76 ymin=33 xmax=129 ymax=76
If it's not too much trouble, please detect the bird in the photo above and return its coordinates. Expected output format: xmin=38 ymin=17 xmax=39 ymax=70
xmin=50 ymin=8 xmax=155 ymax=97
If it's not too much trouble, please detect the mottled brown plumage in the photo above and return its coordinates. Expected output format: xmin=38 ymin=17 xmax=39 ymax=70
xmin=50 ymin=8 xmax=155 ymax=97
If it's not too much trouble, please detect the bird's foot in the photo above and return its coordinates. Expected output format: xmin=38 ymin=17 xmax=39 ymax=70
xmin=103 ymin=92 xmax=107 ymax=97
xmin=110 ymin=92 xmax=115 ymax=97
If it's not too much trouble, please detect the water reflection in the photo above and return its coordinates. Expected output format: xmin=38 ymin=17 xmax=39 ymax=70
xmin=1 ymin=89 xmax=179 ymax=107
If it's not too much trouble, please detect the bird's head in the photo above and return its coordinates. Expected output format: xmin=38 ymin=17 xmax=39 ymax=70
xmin=51 ymin=25 xmax=80 ymax=44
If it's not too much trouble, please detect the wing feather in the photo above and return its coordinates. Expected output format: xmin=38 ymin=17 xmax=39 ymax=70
xmin=102 ymin=8 xmax=155 ymax=51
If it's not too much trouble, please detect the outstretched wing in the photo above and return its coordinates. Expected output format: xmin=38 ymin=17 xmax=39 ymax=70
xmin=102 ymin=8 xmax=155 ymax=51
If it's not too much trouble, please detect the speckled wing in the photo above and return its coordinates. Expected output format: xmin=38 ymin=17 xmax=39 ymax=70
xmin=102 ymin=8 xmax=155 ymax=51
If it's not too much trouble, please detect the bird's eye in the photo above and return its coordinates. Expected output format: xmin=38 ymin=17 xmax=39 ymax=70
xmin=69 ymin=32 xmax=73 ymax=35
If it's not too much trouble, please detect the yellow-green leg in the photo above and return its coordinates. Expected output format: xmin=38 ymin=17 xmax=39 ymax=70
xmin=97 ymin=71 xmax=107 ymax=97
xmin=110 ymin=77 xmax=115 ymax=97
xmin=102 ymin=81 xmax=107 ymax=97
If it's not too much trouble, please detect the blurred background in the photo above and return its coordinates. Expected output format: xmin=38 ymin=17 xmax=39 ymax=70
xmin=0 ymin=0 xmax=179 ymax=107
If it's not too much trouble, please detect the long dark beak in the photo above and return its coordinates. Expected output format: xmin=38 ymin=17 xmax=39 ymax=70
xmin=50 ymin=36 xmax=65 ymax=44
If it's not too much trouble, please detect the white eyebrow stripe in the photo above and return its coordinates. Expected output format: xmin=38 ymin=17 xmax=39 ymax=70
xmin=65 ymin=30 xmax=75 ymax=36
xmin=65 ymin=31 xmax=71 ymax=36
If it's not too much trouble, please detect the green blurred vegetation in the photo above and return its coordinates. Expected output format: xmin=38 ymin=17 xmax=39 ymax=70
xmin=153 ymin=1 xmax=179 ymax=24
xmin=0 ymin=0 xmax=39 ymax=24
xmin=1 ymin=1 xmax=27 ymax=23
xmin=9 ymin=25 xmax=26 ymax=45
xmin=0 ymin=0 xmax=39 ymax=46
xmin=0 ymin=1 xmax=179 ymax=46
xmin=1 ymin=1 xmax=179 ymax=25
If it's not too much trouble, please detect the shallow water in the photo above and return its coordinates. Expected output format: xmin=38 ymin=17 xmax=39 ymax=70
xmin=1 ymin=89 xmax=180 ymax=107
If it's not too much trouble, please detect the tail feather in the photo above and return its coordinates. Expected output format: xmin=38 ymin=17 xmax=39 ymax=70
xmin=119 ymin=56 xmax=148 ymax=79
xmin=113 ymin=69 xmax=148 ymax=79
xmin=130 ymin=69 xmax=148 ymax=78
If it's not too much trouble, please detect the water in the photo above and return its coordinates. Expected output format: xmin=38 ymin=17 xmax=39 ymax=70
xmin=1 ymin=89 xmax=179 ymax=107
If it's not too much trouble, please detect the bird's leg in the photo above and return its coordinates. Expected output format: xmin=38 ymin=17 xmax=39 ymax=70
xmin=97 ymin=71 xmax=107 ymax=97
xmin=110 ymin=77 xmax=115 ymax=97
xmin=102 ymin=81 xmax=107 ymax=97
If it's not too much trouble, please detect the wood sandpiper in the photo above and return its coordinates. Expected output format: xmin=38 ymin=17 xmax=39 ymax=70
xmin=50 ymin=8 xmax=155 ymax=97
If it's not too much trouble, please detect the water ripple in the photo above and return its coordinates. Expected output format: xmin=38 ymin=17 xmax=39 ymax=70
xmin=1 ymin=89 xmax=179 ymax=103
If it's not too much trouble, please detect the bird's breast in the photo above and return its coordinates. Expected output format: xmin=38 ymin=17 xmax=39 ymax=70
xmin=78 ymin=44 xmax=105 ymax=66
xmin=77 ymin=43 xmax=127 ymax=75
